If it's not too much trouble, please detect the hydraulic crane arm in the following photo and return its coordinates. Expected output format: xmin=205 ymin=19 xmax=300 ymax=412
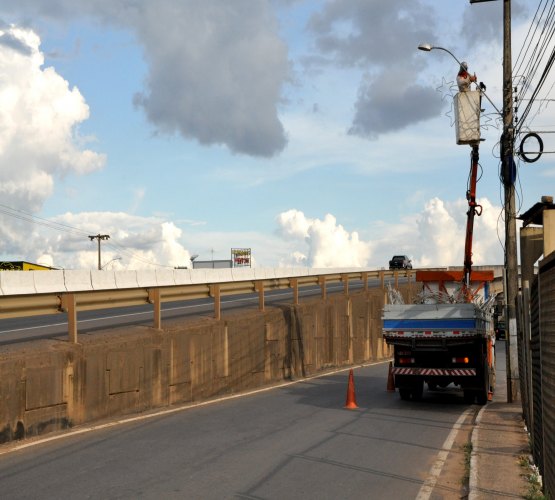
xmin=462 ymin=144 xmax=482 ymax=301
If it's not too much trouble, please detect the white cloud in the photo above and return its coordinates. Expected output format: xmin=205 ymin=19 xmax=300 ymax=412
xmin=276 ymin=196 xmax=505 ymax=269
xmin=277 ymin=210 xmax=372 ymax=267
xmin=0 ymin=1 xmax=289 ymax=157
xmin=0 ymin=24 xmax=105 ymax=213
xmin=26 ymin=212 xmax=192 ymax=270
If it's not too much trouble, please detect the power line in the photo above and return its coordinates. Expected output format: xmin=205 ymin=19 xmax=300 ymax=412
xmin=0 ymin=202 xmax=173 ymax=269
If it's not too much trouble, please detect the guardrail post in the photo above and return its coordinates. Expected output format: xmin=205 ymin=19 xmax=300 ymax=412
xmin=394 ymin=271 xmax=399 ymax=290
xmin=61 ymin=293 xmax=77 ymax=343
xmin=379 ymin=270 xmax=385 ymax=290
xmin=290 ymin=278 xmax=299 ymax=305
xmin=148 ymin=289 xmax=162 ymax=329
xmin=319 ymin=276 xmax=327 ymax=300
xmin=211 ymin=284 xmax=221 ymax=320
xmin=256 ymin=281 xmax=265 ymax=312
xmin=342 ymin=274 xmax=349 ymax=296
xmin=407 ymin=270 xmax=412 ymax=301
xmin=362 ymin=272 xmax=368 ymax=292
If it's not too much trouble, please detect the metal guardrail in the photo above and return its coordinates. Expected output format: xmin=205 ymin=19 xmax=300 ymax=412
xmin=0 ymin=269 xmax=413 ymax=343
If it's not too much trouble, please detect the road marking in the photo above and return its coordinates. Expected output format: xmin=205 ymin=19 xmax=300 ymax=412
xmin=415 ymin=408 xmax=473 ymax=500
xmin=0 ymin=360 xmax=389 ymax=456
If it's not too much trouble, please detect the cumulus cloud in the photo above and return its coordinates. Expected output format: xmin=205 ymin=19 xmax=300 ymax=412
xmin=276 ymin=197 xmax=504 ymax=269
xmin=0 ymin=24 xmax=105 ymax=213
xmin=16 ymin=211 xmax=192 ymax=270
xmin=277 ymin=209 xmax=372 ymax=267
xmin=460 ymin=0 xmax=530 ymax=49
xmin=0 ymin=23 xmax=106 ymax=264
xmin=133 ymin=1 xmax=288 ymax=157
xmin=391 ymin=197 xmax=504 ymax=268
xmin=349 ymin=70 xmax=445 ymax=138
xmin=0 ymin=0 xmax=289 ymax=157
xmin=306 ymin=0 xmax=443 ymax=137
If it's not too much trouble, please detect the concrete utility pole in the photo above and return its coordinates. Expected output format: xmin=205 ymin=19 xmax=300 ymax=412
xmin=470 ymin=0 xmax=519 ymax=401
xmin=89 ymin=234 xmax=110 ymax=271
xmin=501 ymin=0 xmax=520 ymax=403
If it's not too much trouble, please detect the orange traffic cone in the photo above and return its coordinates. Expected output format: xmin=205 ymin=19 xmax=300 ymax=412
xmin=344 ymin=369 xmax=358 ymax=409
xmin=387 ymin=361 xmax=395 ymax=392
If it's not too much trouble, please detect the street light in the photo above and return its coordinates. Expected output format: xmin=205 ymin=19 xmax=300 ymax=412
xmin=418 ymin=43 xmax=463 ymax=67
xmin=419 ymin=43 xmax=500 ymax=115
xmin=101 ymin=256 xmax=122 ymax=270
xmin=418 ymin=42 xmax=482 ymax=299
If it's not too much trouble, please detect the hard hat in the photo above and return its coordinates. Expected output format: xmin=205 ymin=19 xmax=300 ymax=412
xmin=460 ymin=61 xmax=468 ymax=71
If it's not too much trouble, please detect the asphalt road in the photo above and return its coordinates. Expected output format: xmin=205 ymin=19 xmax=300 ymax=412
xmin=0 ymin=361 xmax=475 ymax=500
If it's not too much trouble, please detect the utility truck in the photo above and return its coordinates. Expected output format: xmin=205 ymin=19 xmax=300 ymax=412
xmin=383 ymin=270 xmax=496 ymax=404
xmin=382 ymin=80 xmax=498 ymax=404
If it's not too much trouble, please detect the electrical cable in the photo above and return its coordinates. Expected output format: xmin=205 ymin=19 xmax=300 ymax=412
xmin=0 ymin=202 xmax=173 ymax=269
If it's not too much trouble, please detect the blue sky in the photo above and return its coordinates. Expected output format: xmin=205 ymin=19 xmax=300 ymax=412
xmin=0 ymin=0 xmax=551 ymax=270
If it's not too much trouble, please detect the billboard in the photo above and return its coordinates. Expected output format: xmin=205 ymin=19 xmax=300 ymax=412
xmin=231 ymin=248 xmax=251 ymax=267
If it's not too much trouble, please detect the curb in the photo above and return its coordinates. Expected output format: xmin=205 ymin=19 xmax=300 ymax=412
xmin=468 ymin=405 xmax=486 ymax=500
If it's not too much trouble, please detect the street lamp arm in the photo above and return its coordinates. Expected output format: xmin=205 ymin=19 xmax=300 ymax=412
xmin=418 ymin=43 xmax=463 ymax=67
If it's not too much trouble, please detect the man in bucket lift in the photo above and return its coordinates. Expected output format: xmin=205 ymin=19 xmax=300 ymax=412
xmin=457 ymin=61 xmax=477 ymax=92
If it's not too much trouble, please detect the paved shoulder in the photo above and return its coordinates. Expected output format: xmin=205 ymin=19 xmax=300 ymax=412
xmin=469 ymin=401 xmax=530 ymax=499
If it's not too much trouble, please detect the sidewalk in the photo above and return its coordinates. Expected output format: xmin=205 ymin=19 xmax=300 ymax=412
xmin=468 ymin=376 xmax=532 ymax=499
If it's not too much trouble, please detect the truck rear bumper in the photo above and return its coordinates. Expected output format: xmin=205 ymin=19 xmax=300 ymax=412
xmin=392 ymin=367 xmax=477 ymax=376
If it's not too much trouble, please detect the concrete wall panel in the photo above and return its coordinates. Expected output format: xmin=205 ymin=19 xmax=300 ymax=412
xmin=173 ymin=269 xmax=192 ymax=286
xmin=114 ymin=271 xmax=139 ymax=289
xmin=155 ymin=269 xmax=176 ymax=287
xmin=90 ymin=270 xmax=117 ymax=290
xmin=34 ymin=270 xmax=67 ymax=294
xmin=64 ymin=270 xmax=93 ymax=292
xmin=25 ymin=366 xmax=65 ymax=410
xmin=136 ymin=270 xmax=158 ymax=288
xmin=0 ymin=271 xmax=36 ymax=295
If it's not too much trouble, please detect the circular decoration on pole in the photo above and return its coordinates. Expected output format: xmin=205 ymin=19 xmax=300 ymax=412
xmin=519 ymin=132 xmax=543 ymax=163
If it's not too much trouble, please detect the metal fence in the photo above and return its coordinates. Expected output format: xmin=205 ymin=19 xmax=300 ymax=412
xmin=519 ymin=251 xmax=555 ymax=496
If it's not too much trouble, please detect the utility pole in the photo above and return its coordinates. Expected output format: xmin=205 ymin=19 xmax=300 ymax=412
xmin=501 ymin=0 xmax=520 ymax=403
xmin=89 ymin=234 xmax=110 ymax=270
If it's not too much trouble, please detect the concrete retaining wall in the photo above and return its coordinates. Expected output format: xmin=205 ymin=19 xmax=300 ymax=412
xmin=0 ymin=287 xmax=402 ymax=444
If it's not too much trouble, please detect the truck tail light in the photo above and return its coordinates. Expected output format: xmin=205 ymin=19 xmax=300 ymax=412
xmin=452 ymin=357 xmax=470 ymax=364
xmin=398 ymin=357 xmax=415 ymax=365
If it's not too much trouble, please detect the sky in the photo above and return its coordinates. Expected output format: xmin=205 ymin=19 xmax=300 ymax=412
xmin=0 ymin=0 xmax=552 ymax=271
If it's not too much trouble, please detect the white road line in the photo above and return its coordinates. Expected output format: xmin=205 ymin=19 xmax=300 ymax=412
xmin=0 ymin=360 xmax=389 ymax=456
xmin=415 ymin=408 xmax=473 ymax=500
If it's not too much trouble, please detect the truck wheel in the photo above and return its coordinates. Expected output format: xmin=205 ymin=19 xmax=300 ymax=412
xmin=463 ymin=390 xmax=475 ymax=404
xmin=399 ymin=387 xmax=411 ymax=400
xmin=476 ymin=359 xmax=489 ymax=405
xmin=412 ymin=379 xmax=424 ymax=400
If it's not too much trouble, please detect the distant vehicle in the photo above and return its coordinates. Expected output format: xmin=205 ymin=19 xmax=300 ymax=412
xmin=389 ymin=255 xmax=412 ymax=270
